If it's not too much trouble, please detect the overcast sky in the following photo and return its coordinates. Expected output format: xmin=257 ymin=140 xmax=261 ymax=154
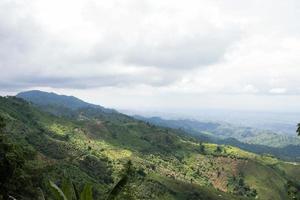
xmin=1 ymin=0 xmax=300 ymax=112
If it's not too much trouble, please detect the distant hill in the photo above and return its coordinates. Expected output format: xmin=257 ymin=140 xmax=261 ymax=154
xmin=17 ymin=90 xmax=116 ymax=113
xmin=134 ymin=115 xmax=300 ymax=161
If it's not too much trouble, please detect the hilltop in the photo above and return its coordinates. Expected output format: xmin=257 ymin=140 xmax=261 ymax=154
xmin=17 ymin=90 xmax=116 ymax=113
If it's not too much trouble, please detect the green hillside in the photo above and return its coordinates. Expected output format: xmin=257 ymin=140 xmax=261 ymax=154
xmin=134 ymin=116 xmax=300 ymax=148
xmin=136 ymin=116 xmax=300 ymax=161
xmin=0 ymin=93 xmax=300 ymax=200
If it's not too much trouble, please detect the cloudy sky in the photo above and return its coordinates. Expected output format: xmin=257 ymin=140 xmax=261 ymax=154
xmin=1 ymin=0 xmax=300 ymax=112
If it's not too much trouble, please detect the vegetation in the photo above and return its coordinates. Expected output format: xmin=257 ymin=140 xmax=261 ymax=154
xmin=0 ymin=91 xmax=299 ymax=200
xmin=227 ymin=173 xmax=257 ymax=197
xmin=136 ymin=116 xmax=300 ymax=161
xmin=49 ymin=179 xmax=93 ymax=200
xmin=0 ymin=115 xmax=38 ymax=199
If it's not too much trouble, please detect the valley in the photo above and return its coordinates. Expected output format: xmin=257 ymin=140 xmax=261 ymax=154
xmin=1 ymin=91 xmax=300 ymax=200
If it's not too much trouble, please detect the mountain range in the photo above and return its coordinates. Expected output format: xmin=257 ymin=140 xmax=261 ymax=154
xmin=134 ymin=116 xmax=300 ymax=161
xmin=0 ymin=90 xmax=299 ymax=200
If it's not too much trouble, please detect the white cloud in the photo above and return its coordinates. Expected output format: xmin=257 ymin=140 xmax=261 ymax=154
xmin=269 ymin=88 xmax=287 ymax=94
xmin=1 ymin=0 xmax=300 ymax=111
xmin=241 ymin=85 xmax=259 ymax=94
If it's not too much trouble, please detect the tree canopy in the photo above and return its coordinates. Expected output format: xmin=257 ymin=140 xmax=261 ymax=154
xmin=0 ymin=115 xmax=5 ymax=132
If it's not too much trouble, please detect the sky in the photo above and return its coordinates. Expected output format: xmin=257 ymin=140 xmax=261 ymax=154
xmin=1 ymin=0 xmax=300 ymax=113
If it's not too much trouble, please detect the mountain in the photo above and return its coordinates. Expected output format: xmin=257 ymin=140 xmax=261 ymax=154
xmin=17 ymin=90 xmax=116 ymax=113
xmin=0 ymin=92 xmax=300 ymax=200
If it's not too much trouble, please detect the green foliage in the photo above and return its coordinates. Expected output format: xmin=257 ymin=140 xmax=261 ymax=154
xmin=106 ymin=176 xmax=128 ymax=200
xmin=286 ymin=180 xmax=300 ymax=200
xmin=49 ymin=179 xmax=93 ymax=200
xmin=62 ymin=178 xmax=77 ymax=200
xmin=227 ymin=174 xmax=257 ymax=197
xmin=0 ymin=115 xmax=5 ymax=131
xmin=106 ymin=160 xmax=133 ymax=200
xmin=79 ymin=155 xmax=113 ymax=184
xmin=0 ymin=117 xmax=37 ymax=199
xmin=49 ymin=180 xmax=68 ymax=200
xmin=198 ymin=143 xmax=205 ymax=154
xmin=80 ymin=184 xmax=93 ymax=200
xmin=215 ymin=145 xmax=222 ymax=154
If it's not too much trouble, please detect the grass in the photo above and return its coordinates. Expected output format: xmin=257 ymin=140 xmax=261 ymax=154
xmin=148 ymin=173 xmax=251 ymax=200
xmin=241 ymin=160 xmax=288 ymax=200
xmin=275 ymin=162 xmax=300 ymax=182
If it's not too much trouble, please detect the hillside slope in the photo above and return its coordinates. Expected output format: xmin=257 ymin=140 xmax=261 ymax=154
xmin=135 ymin=116 xmax=300 ymax=161
xmin=0 ymin=92 xmax=299 ymax=199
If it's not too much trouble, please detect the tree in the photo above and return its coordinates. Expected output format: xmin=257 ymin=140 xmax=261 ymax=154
xmin=0 ymin=116 xmax=38 ymax=199
xmin=297 ymin=123 xmax=300 ymax=136
xmin=0 ymin=115 xmax=5 ymax=132
xmin=215 ymin=146 xmax=222 ymax=153
xmin=106 ymin=160 xmax=133 ymax=200
xmin=198 ymin=143 xmax=205 ymax=154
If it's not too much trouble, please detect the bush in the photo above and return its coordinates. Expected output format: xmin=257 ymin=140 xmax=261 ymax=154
xmin=227 ymin=173 xmax=257 ymax=197
xmin=0 ymin=124 xmax=38 ymax=199
xmin=79 ymin=155 xmax=113 ymax=184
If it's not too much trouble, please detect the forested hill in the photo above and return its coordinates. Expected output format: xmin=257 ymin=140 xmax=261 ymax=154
xmin=134 ymin=116 xmax=300 ymax=161
xmin=17 ymin=90 xmax=116 ymax=113
xmin=0 ymin=92 xmax=300 ymax=200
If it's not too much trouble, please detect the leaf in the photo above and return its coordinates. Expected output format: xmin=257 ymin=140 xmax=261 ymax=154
xmin=106 ymin=160 xmax=132 ymax=200
xmin=106 ymin=175 xmax=128 ymax=200
xmin=73 ymin=183 xmax=80 ymax=200
xmin=62 ymin=178 xmax=76 ymax=200
xmin=80 ymin=183 xmax=93 ymax=200
xmin=37 ymin=187 xmax=46 ymax=200
xmin=49 ymin=180 xmax=68 ymax=200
